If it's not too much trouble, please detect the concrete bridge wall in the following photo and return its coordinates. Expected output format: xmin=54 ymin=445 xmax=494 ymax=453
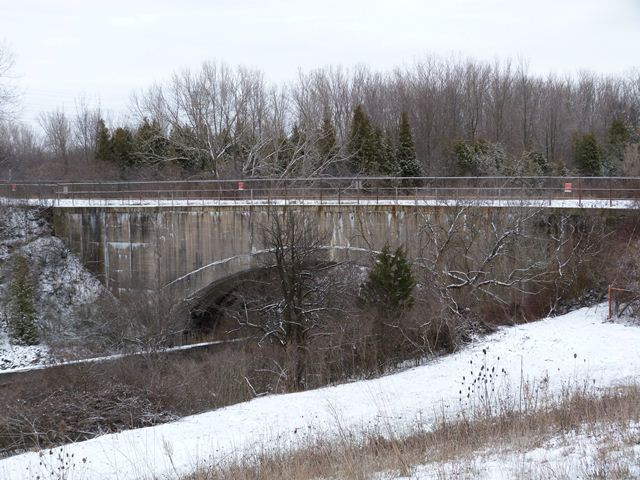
xmin=51 ymin=204 xmax=623 ymax=303
xmin=52 ymin=204 xmax=437 ymax=301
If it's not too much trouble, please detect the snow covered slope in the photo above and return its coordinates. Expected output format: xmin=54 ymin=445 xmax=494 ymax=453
xmin=2 ymin=304 xmax=639 ymax=480
xmin=0 ymin=207 xmax=105 ymax=370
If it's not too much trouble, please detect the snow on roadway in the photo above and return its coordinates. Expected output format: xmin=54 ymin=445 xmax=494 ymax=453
xmin=2 ymin=304 xmax=640 ymax=480
xmin=1 ymin=197 xmax=638 ymax=210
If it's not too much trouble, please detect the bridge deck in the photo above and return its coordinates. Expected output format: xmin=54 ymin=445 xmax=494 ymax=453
xmin=1 ymin=196 xmax=638 ymax=210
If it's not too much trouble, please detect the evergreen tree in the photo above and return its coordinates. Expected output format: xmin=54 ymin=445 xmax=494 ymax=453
xmin=381 ymin=132 xmax=397 ymax=175
xmin=607 ymin=118 xmax=631 ymax=147
xmin=396 ymin=112 xmax=422 ymax=177
xmin=348 ymin=105 xmax=377 ymax=175
xmin=317 ymin=112 xmax=336 ymax=158
xmin=368 ymin=127 xmax=387 ymax=175
xmin=111 ymin=127 xmax=135 ymax=167
xmin=361 ymin=244 xmax=415 ymax=317
xmin=604 ymin=118 xmax=632 ymax=173
xmin=9 ymin=256 xmax=38 ymax=346
xmin=452 ymin=139 xmax=506 ymax=176
xmin=574 ymin=132 xmax=602 ymax=176
xmin=95 ymin=119 xmax=112 ymax=162
xmin=524 ymin=150 xmax=549 ymax=175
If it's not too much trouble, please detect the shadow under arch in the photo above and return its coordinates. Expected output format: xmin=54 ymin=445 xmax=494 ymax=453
xmin=177 ymin=245 xmax=377 ymax=335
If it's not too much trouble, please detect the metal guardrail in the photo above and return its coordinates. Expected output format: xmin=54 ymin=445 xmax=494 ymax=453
xmin=1 ymin=176 xmax=640 ymax=207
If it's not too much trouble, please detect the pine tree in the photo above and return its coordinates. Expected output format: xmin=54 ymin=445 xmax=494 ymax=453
xmin=348 ymin=105 xmax=377 ymax=175
xmin=607 ymin=118 xmax=631 ymax=147
xmin=317 ymin=112 xmax=336 ymax=158
xmin=368 ymin=128 xmax=387 ymax=175
xmin=361 ymin=244 xmax=415 ymax=317
xmin=9 ymin=256 xmax=38 ymax=346
xmin=574 ymin=132 xmax=602 ymax=176
xmin=604 ymin=118 xmax=631 ymax=173
xmin=380 ymin=132 xmax=396 ymax=175
xmin=396 ymin=112 xmax=421 ymax=177
xmin=95 ymin=119 xmax=112 ymax=162
xmin=111 ymin=127 xmax=135 ymax=167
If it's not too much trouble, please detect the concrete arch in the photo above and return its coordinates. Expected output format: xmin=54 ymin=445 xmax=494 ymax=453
xmin=169 ymin=245 xmax=377 ymax=304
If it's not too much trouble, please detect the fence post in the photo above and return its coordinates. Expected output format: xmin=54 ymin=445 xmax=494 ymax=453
xmin=578 ymin=177 xmax=582 ymax=207
xmin=609 ymin=178 xmax=613 ymax=207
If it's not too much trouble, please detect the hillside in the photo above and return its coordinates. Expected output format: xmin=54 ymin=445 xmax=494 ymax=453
xmin=1 ymin=304 xmax=639 ymax=479
xmin=0 ymin=207 xmax=106 ymax=369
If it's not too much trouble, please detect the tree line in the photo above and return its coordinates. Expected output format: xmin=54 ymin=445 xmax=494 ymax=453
xmin=1 ymin=54 xmax=640 ymax=180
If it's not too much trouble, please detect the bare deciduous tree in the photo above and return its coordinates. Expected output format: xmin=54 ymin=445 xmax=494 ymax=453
xmin=234 ymin=208 xmax=334 ymax=390
xmin=73 ymin=97 xmax=101 ymax=162
xmin=38 ymin=110 xmax=72 ymax=164
xmin=0 ymin=42 xmax=17 ymax=121
xmin=416 ymin=205 xmax=608 ymax=319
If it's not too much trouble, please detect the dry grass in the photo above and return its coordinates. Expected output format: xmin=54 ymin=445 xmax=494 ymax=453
xmin=0 ymin=345 xmax=260 ymax=456
xmin=185 ymin=385 xmax=640 ymax=480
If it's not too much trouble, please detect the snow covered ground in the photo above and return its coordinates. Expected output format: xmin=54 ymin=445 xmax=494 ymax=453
xmin=402 ymin=426 xmax=640 ymax=479
xmin=0 ymin=332 xmax=48 ymax=370
xmin=1 ymin=196 xmax=638 ymax=210
xmin=1 ymin=304 xmax=639 ymax=480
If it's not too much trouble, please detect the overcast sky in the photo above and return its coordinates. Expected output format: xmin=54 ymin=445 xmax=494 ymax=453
xmin=2 ymin=0 xmax=639 ymax=124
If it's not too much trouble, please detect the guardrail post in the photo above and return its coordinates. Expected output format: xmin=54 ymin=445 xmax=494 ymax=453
xmin=609 ymin=178 xmax=612 ymax=207
xmin=578 ymin=177 xmax=582 ymax=207
xmin=395 ymin=187 xmax=398 ymax=205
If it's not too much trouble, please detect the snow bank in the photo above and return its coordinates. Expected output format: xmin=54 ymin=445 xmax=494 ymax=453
xmin=1 ymin=304 xmax=639 ymax=480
